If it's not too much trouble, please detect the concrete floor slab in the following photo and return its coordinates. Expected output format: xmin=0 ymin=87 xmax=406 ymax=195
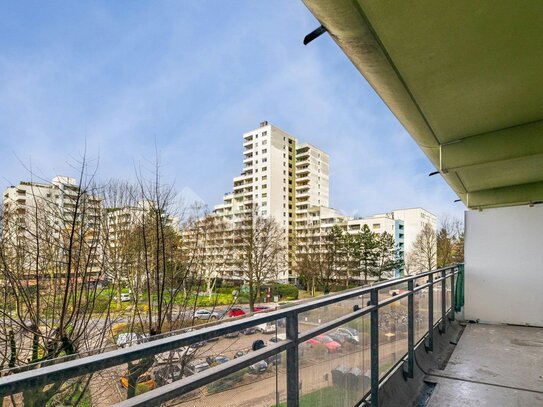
xmin=427 ymin=323 xmax=543 ymax=406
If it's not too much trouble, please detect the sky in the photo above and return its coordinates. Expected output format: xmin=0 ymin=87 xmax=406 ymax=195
xmin=0 ymin=1 xmax=464 ymax=221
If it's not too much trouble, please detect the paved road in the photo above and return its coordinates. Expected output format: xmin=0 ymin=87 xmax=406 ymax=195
xmin=170 ymin=338 xmax=408 ymax=407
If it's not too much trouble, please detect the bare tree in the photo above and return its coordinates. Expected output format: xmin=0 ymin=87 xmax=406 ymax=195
xmin=0 ymin=160 xmax=113 ymax=406
xmin=410 ymin=223 xmax=437 ymax=272
xmin=295 ymin=224 xmax=348 ymax=295
xmin=234 ymin=206 xmax=286 ymax=312
xmin=437 ymin=216 xmax=464 ymax=268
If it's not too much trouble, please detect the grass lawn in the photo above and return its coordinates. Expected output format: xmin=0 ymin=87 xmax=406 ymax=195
xmin=275 ymin=386 xmax=359 ymax=407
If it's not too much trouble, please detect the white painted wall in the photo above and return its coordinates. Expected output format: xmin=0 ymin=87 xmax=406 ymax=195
xmin=465 ymin=205 xmax=543 ymax=326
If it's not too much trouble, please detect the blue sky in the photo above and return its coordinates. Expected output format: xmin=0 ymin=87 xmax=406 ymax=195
xmin=0 ymin=1 xmax=463 ymax=221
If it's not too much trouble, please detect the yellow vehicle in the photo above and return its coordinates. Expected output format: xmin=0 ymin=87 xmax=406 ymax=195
xmin=120 ymin=372 xmax=155 ymax=392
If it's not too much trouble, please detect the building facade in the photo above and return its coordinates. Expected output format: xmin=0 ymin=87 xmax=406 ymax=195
xmin=205 ymin=123 xmax=437 ymax=283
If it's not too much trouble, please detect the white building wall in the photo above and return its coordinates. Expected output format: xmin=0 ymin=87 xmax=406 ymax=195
xmin=464 ymin=206 xmax=543 ymax=326
xmin=392 ymin=208 xmax=437 ymax=253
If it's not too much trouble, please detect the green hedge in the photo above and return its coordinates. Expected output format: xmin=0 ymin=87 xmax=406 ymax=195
xmin=272 ymin=284 xmax=298 ymax=300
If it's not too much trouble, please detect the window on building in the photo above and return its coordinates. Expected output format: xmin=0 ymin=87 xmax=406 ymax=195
xmin=263 ymin=131 xmax=267 ymax=136
xmin=262 ymin=201 xmax=267 ymax=207
xmin=262 ymin=158 xmax=267 ymax=163
xmin=262 ymin=210 xmax=267 ymax=215
xmin=262 ymin=149 xmax=267 ymax=154
xmin=262 ymin=175 xmax=267 ymax=181
xmin=262 ymin=193 xmax=267 ymax=198
xmin=262 ymin=184 xmax=267 ymax=189
xmin=262 ymin=166 xmax=267 ymax=171
xmin=262 ymin=139 xmax=267 ymax=145
xmin=373 ymin=223 xmax=380 ymax=229
xmin=283 ymin=187 xmax=286 ymax=192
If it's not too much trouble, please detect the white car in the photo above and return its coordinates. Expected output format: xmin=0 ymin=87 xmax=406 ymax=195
xmin=116 ymin=332 xmax=138 ymax=347
xmin=114 ymin=293 xmax=131 ymax=302
xmin=194 ymin=309 xmax=220 ymax=320
xmin=257 ymin=322 xmax=276 ymax=334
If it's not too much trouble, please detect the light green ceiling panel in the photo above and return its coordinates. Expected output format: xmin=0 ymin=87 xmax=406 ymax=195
xmin=303 ymin=0 xmax=543 ymax=209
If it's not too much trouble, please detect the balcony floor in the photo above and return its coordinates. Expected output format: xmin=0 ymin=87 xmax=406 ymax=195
xmin=426 ymin=323 xmax=543 ymax=406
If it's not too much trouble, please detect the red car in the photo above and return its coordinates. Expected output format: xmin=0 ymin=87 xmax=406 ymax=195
xmin=227 ymin=307 xmax=246 ymax=317
xmin=306 ymin=335 xmax=342 ymax=353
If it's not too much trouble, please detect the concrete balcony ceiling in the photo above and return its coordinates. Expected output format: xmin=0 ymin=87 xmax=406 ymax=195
xmin=303 ymin=0 xmax=543 ymax=209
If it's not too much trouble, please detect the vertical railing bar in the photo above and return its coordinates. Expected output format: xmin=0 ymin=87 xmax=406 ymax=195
xmin=370 ymin=288 xmax=379 ymax=407
xmin=428 ymin=273 xmax=434 ymax=351
xmin=450 ymin=267 xmax=456 ymax=321
xmin=441 ymin=269 xmax=447 ymax=333
xmin=407 ymin=279 xmax=415 ymax=378
xmin=286 ymin=312 xmax=299 ymax=407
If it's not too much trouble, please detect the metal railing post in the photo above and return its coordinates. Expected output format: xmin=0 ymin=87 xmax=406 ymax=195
xmin=370 ymin=288 xmax=379 ymax=407
xmin=286 ymin=313 xmax=299 ymax=407
xmin=427 ymin=273 xmax=434 ymax=351
xmin=407 ymin=279 xmax=415 ymax=378
xmin=450 ymin=267 xmax=455 ymax=321
xmin=441 ymin=269 xmax=447 ymax=333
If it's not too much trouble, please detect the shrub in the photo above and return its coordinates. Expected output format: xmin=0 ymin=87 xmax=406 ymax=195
xmin=215 ymin=287 xmax=234 ymax=295
xmin=272 ymin=284 xmax=299 ymax=300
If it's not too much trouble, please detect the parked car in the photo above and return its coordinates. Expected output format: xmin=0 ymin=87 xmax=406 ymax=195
xmin=189 ymin=340 xmax=207 ymax=349
xmin=186 ymin=359 xmax=210 ymax=376
xmin=206 ymin=355 xmax=231 ymax=366
xmin=156 ymin=347 xmax=195 ymax=365
xmin=224 ymin=330 xmax=240 ymax=338
xmin=116 ymin=332 xmax=138 ymax=348
xmin=306 ymin=335 xmax=342 ymax=353
xmin=242 ymin=326 xmax=257 ymax=335
xmin=266 ymin=353 xmax=282 ymax=366
xmin=248 ymin=360 xmax=268 ymax=374
xmin=328 ymin=331 xmax=349 ymax=344
xmin=194 ymin=309 xmax=220 ymax=320
xmin=228 ymin=307 xmax=246 ymax=317
xmin=256 ymin=322 xmax=276 ymax=334
xmin=336 ymin=327 xmax=360 ymax=344
xmin=154 ymin=365 xmax=183 ymax=386
xmin=120 ymin=371 xmax=155 ymax=391
xmin=114 ymin=292 xmax=131 ymax=302
xmin=269 ymin=333 xmax=286 ymax=343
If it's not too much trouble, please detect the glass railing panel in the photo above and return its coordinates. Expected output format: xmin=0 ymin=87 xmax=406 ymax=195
xmin=414 ymin=277 xmax=430 ymax=344
xmin=298 ymin=315 xmax=370 ymax=407
xmin=433 ymin=279 xmax=442 ymax=326
xmin=298 ymin=293 xmax=364 ymax=334
xmin=445 ymin=274 xmax=452 ymax=311
xmin=378 ymin=301 xmax=407 ymax=378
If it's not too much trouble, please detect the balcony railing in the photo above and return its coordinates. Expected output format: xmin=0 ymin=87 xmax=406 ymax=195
xmin=0 ymin=265 xmax=461 ymax=407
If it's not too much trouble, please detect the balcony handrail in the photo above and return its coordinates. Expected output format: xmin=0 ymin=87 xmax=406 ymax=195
xmin=0 ymin=264 xmax=461 ymax=407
